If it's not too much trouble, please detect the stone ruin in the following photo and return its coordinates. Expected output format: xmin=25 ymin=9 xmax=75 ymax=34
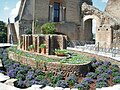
xmin=19 ymin=34 xmax=67 ymax=55
xmin=82 ymin=0 xmax=120 ymax=49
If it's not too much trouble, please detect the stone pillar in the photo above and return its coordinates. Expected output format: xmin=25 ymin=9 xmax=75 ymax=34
xmin=62 ymin=7 xmax=66 ymax=21
xmin=22 ymin=35 xmax=25 ymax=50
xmin=60 ymin=5 xmax=62 ymax=21
xmin=20 ymin=35 xmax=23 ymax=49
xmin=52 ymin=5 xmax=54 ymax=22
xmin=32 ymin=35 xmax=38 ymax=52
xmin=37 ymin=36 xmax=40 ymax=53
xmin=25 ymin=35 xmax=29 ymax=50
xmin=28 ymin=35 xmax=32 ymax=49
xmin=49 ymin=5 xmax=53 ymax=22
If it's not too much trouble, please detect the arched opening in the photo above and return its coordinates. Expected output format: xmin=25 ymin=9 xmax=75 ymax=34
xmin=83 ymin=15 xmax=100 ymax=44
xmin=84 ymin=19 xmax=93 ymax=42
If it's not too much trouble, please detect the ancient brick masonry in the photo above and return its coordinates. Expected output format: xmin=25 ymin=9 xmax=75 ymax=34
xmin=20 ymin=34 xmax=67 ymax=55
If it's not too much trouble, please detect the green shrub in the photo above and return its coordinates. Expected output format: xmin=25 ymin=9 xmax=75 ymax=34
xmin=96 ymin=81 xmax=108 ymax=88
xmin=41 ymin=22 xmax=56 ymax=34
xmin=50 ymin=75 xmax=63 ymax=84
xmin=113 ymin=76 xmax=120 ymax=84
xmin=35 ymin=75 xmax=45 ymax=81
xmin=39 ymin=44 xmax=46 ymax=49
xmin=112 ymin=72 xmax=120 ymax=77
xmin=46 ymin=71 xmax=54 ymax=79
xmin=66 ymin=74 xmax=78 ymax=85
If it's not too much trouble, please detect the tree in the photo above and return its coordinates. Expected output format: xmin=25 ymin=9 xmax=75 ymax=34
xmin=0 ymin=21 xmax=7 ymax=43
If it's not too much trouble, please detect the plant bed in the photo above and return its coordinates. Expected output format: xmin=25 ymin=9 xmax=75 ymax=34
xmin=1 ymin=47 xmax=119 ymax=90
xmin=8 ymin=50 xmax=92 ymax=76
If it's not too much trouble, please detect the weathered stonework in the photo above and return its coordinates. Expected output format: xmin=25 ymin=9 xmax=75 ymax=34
xmin=15 ymin=0 xmax=93 ymax=41
xmin=105 ymin=0 xmax=120 ymax=20
xmin=8 ymin=51 xmax=91 ymax=76
xmin=20 ymin=34 xmax=67 ymax=55
xmin=82 ymin=2 xmax=120 ymax=48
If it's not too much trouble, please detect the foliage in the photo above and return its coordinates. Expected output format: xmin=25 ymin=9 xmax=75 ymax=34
xmin=95 ymin=67 xmax=104 ymax=75
xmin=103 ymin=61 xmax=111 ymax=67
xmin=106 ymin=69 xmax=112 ymax=75
xmin=7 ymin=69 xmax=17 ymax=78
xmin=96 ymin=81 xmax=108 ymax=88
xmin=92 ymin=60 xmax=103 ymax=68
xmin=46 ymin=71 xmax=54 ymax=79
xmin=25 ymin=28 xmax=32 ymax=34
xmin=35 ymin=74 xmax=45 ymax=81
xmin=0 ymin=21 xmax=7 ymax=43
xmin=54 ymin=49 xmax=67 ymax=55
xmin=39 ymin=44 xmax=46 ymax=49
xmin=55 ymin=80 xmax=68 ymax=88
xmin=14 ymin=80 xmax=26 ymax=88
xmin=60 ymin=54 xmax=92 ymax=64
xmin=112 ymin=72 xmax=120 ymax=77
xmin=16 ymin=73 xmax=26 ymax=80
xmin=26 ymin=70 xmax=35 ymax=80
xmin=75 ymin=82 xmax=89 ymax=90
xmin=82 ymin=77 xmax=94 ymax=84
xmin=112 ymin=76 xmax=120 ymax=84
xmin=41 ymin=22 xmax=56 ymax=34
xmin=28 ymin=44 xmax=35 ymax=50
xmin=91 ymin=57 xmax=97 ymax=63
xmin=96 ymin=77 xmax=108 ymax=83
xmin=110 ymin=65 xmax=119 ymax=72
xmin=98 ymin=73 xmax=110 ymax=79
xmin=66 ymin=74 xmax=78 ymax=85
xmin=50 ymin=75 xmax=63 ymax=84
xmin=86 ymin=72 xmax=97 ymax=79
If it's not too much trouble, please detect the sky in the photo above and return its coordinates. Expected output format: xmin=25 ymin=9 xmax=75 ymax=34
xmin=0 ymin=0 xmax=108 ymax=23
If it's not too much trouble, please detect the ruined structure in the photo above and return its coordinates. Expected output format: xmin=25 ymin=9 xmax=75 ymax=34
xmin=14 ymin=0 xmax=93 ymax=41
xmin=9 ymin=0 xmax=120 ymax=49
xmin=82 ymin=1 xmax=120 ymax=48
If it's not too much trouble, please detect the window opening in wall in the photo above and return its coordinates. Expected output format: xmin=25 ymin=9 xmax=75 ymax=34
xmin=54 ymin=2 xmax=60 ymax=22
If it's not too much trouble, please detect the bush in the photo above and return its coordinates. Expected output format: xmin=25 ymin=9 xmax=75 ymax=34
xmin=7 ymin=69 xmax=17 ymax=78
xmin=41 ymin=22 xmax=56 ymax=34
xmin=55 ymin=80 xmax=68 ymax=88
xmin=66 ymin=74 xmax=78 ymax=85
xmin=96 ymin=77 xmax=108 ymax=83
xmin=46 ymin=71 xmax=54 ymax=79
xmin=112 ymin=72 xmax=120 ymax=77
xmin=74 ymin=82 xmax=89 ymax=90
xmin=38 ymin=79 xmax=49 ymax=86
xmin=98 ymin=73 xmax=110 ymax=79
xmin=16 ymin=73 xmax=26 ymax=80
xmin=100 ymin=65 xmax=108 ymax=72
xmin=86 ymin=72 xmax=97 ymax=79
xmin=106 ymin=69 xmax=112 ymax=75
xmin=92 ymin=60 xmax=103 ymax=69
xmin=95 ymin=67 xmax=104 ymax=75
xmin=103 ymin=61 xmax=111 ymax=67
xmin=35 ymin=69 xmax=45 ymax=76
xmin=14 ymin=80 xmax=26 ymax=88
xmin=82 ymin=77 xmax=94 ymax=84
xmin=35 ymin=75 xmax=45 ymax=81
xmin=91 ymin=58 xmax=97 ymax=63
xmin=96 ymin=81 xmax=108 ymax=88
xmin=50 ymin=74 xmax=63 ymax=84
xmin=26 ymin=70 xmax=35 ymax=80
xmin=113 ymin=76 xmax=120 ymax=84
